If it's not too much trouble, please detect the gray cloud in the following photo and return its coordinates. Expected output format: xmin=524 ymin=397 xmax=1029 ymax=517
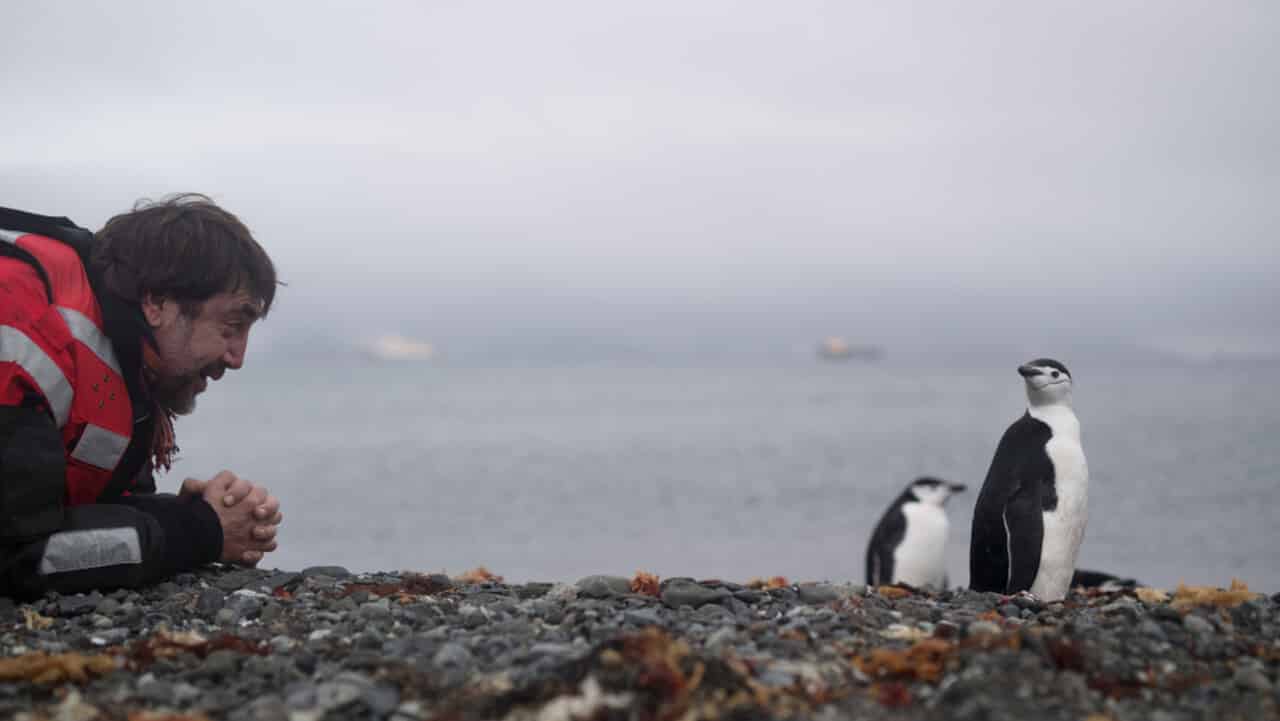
xmin=2 ymin=0 xmax=1277 ymax=360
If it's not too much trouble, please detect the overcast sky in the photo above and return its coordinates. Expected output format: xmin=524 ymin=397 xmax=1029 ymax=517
xmin=3 ymin=1 xmax=1277 ymax=361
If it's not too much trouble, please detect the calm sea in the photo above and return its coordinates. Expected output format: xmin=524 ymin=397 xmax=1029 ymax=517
xmin=165 ymin=361 xmax=1280 ymax=593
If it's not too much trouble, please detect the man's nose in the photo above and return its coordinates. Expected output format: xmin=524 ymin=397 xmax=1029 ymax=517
xmin=223 ymin=335 xmax=248 ymax=370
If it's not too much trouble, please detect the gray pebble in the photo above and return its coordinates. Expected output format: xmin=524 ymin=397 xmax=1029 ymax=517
xmin=300 ymin=565 xmax=351 ymax=579
xmin=624 ymin=608 xmax=664 ymax=626
xmin=196 ymin=588 xmax=226 ymax=616
xmin=695 ymin=603 xmax=736 ymax=622
xmin=1183 ymin=614 xmax=1215 ymax=636
xmin=203 ymin=649 xmax=240 ymax=677
xmin=796 ymin=583 xmax=840 ymax=604
xmin=705 ymin=626 xmax=737 ymax=650
xmin=661 ymin=580 xmax=730 ymax=609
xmin=362 ymin=683 xmax=401 ymax=715
xmin=358 ymin=599 xmax=392 ymax=622
xmin=1138 ymin=619 xmax=1168 ymax=641
xmin=57 ymin=594 xmax=99 ymax=618
xmin=230 ymin=695 xmax=289 ymax=721
xmin=313 ymin=673 xmax=371 ymax=712
xmin=89 ymin=628 xmax=130 ymax=646
xmin=433 ymin=642 xmax=473 ymax=668
xmin=1234 ymin=666 xmax=1272 ymax=692
xmin=136 ymin=677 xmax=176 ymax=706
xmin=968 ymin=620 xmax=1002 ymax=636
xmin=285 ymin=684 xmax=317 ymax=710
xmin=575 ymin=575 xmax=633 ymax=598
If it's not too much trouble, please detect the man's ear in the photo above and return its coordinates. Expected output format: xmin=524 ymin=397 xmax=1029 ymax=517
xmin=140 ymin=293 xmax=179 ymax=329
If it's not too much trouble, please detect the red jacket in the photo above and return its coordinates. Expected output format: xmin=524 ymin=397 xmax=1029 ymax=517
xmin=0 ymin=230 xmax=135 ymax=504
xmin=1 ymin=207 xmax=221 ymax=599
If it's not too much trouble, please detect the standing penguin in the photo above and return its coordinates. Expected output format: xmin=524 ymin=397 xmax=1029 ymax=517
xmin=866 ymin=477 xmax=967 ymax=588
xmin=969 ymin=358 xmax=1088 ymax=601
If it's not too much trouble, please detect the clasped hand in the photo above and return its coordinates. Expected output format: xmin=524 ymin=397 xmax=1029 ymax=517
xmin=179 ymin=470 xmax=283 ymax=566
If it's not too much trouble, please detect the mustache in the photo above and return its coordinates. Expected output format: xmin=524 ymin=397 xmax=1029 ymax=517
xmin=197 ymin=363 xmax=227 ymax=382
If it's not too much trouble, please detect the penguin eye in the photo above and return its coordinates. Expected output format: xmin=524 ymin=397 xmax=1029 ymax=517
xmin=1051 ymin=371 xmax=1060 ymax=378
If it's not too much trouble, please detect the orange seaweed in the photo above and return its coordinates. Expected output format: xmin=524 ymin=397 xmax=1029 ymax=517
xmin=855 ymin=639 xmax=953 ymax=683
xmin=0 ymin=651 xmax=117 ymax=684
xmin=455 ymin=566 xmax=503 ymax=584
xmin=1170 ymin=579 xmax=1261 ymax=611
xmin=631 ymin=571 xmax=661 ymax=597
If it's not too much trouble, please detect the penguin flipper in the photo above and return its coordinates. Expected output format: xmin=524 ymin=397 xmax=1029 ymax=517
xmin=1003 ymin=478 xmax=1044 ymax=592
xmin=969 ymin=484 xmax=1011 ymax=592
xmin=970 ymin=413 xmax=1052 ymax=593
xmin=866 ymin=505 xmax=906 ymax=586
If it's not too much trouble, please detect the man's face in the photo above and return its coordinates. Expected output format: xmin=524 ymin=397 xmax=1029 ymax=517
xmin=143 ymin=289 xmax=262 ymax=415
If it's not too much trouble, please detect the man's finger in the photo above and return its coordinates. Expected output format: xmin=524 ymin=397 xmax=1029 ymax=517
xmin=253 ymin=494 xmax=280 ymax=521
xmin=241 ymin=550 xmax=263 ymax=566
xmin=179 ymin=478 xmax=206 ymax=496
xmin=223 ymin=476 xmax=255 ymax=507
xmin=252 ymin=525 xmax=277 ymax=542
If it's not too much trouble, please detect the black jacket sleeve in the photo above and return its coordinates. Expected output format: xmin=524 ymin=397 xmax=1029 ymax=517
xmin=0 ymin=404 xmax=223 ymax=599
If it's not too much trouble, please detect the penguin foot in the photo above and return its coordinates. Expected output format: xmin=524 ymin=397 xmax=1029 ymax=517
xmin=1012 ymin=590 xmax=1042 ymax=605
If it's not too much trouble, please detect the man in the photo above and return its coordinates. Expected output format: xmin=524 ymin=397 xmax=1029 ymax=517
xmin=0 ymin=194 xmax=283 ymax=599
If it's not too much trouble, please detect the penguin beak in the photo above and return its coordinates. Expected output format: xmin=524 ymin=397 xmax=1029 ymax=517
xmin=1017 ymin=364 xmax=1040 ymax=379
xmin=949 ymin=483 xmax=968 ymax=493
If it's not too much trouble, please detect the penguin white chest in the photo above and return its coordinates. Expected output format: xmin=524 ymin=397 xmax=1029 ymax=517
xmin=1029 ymin=406 xmax=1089 ymax=600
xmin=893 ymin=502 xmax=950 ymax=588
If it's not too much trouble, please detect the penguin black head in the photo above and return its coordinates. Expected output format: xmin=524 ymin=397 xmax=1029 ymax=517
xmin=1017 ymin=357 xmax=1073 ymax=405
xmin=907 ymin=476 xmax=967 ymax=506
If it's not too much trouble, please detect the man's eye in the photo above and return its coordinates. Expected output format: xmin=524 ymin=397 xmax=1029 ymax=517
xmin=1051 ymin=371 xmax=1060 ymax=378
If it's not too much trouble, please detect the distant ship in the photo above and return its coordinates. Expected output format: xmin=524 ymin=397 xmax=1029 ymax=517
xmin=817 ymin=336 xmax=884 ymax=362
xmin=366 ymin=335 xmax=436 ymax=362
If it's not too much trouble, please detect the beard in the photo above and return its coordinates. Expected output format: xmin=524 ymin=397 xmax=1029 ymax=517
xmin=152 ymin=365 xmax=217 ymax=416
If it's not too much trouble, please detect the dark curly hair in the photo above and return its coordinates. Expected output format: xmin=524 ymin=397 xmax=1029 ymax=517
xmin=94 ymin=193 xmax=277 ymax=317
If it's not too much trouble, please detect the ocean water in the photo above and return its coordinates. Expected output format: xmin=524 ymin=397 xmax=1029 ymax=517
xmin=165 ymin=361 xmax=1280 ymax=593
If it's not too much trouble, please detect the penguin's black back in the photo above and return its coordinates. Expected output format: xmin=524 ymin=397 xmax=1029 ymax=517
xmin=866 ymin=488 xmax=917 ymax=586
xmin=969 ymin=412 xmax=1055 ymax=592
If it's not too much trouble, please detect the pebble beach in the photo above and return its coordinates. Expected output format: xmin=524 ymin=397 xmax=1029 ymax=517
xmin=2 ymin=566 xmax=1277 ymax=720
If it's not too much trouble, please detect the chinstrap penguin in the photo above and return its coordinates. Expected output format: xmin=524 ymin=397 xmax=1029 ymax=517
xmin=969 ymin=358 xmax=1089 ymax=601
xmin=867 ymin=477 xmax=967 ymax=588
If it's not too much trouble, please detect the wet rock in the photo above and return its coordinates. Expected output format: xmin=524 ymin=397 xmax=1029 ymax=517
xmin=300 ymin=565 xmax=351 ymax=579
xmin=967 ymin=620 xmax=1002 ymax=637
xmin=661 ymin=580 xmax=730 ymax=609
xmin=230 ymin=695 xmax=289 ymax=721
xmin=1233 ymin=665 xmax=1272 ymax=692
xmin=1232 ymin=600 xmax=1266 ymax=634
xmin=576 ymin=575 xmax=633 ymax=598
xmin=796 ymin=583 xmax=841 ymax=605
xmin=89 ymin=628 xmax=130 ymax=646
xmin=623 ymin=608 xmax=663 ymax=626
xmin=196 ymin=588 xmax=226 ymax=616
xmin=433 ymin=642 xmax=474 ymax=668
xmin=1137 ymin=619 xmax=1168 ymax=641
xmin=1183 ymin=614 xmax=1215 ymax=636
xmin=136 ymin=676 xmax=177 ymax=706
xmin=358 ymin=599 xmax=392 ymax=622
xmin=57 ymin=594 xmax=100 ymax=618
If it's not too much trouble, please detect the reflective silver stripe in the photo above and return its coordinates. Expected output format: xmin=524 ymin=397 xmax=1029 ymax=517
xmin=70 ymin=423 xmax=130 ymax=470
xmin=0 ymin=228 xmax=25 ymax=243
xmin=38 ymin=527 xmax=142 ymax=575
xmin=57 ymin=307 xmax=122 ymax=375
xmin=0 ymin=325 xmax=73 ymax=427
